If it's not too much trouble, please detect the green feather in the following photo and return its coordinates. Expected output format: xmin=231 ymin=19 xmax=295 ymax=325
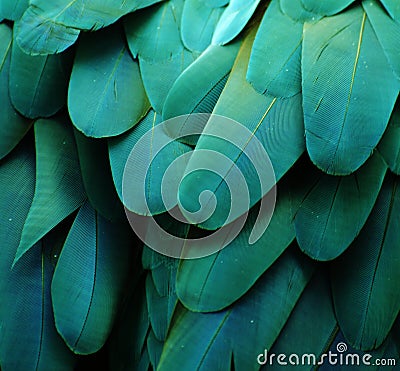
xmin=0 ymin=238 xmax=76 ymax=370
xmin=139 ymin=48 xmax=197 ymax=114
xmin=280 ymin=0 xmax=321 ymax=22
xmin=247 ymin=0 xmax=303 ymax=97
xmin=10 ymin=33 xmax=72 ymax=119
xmin=302 ymin=5 xmax=399 ymax=175
xmin=68 ymin=26 xmax=149 ymax=138
xmin=212 ymin=0 xmax=261 ymax=45
xmin=51 ymin=201 xmax=134 ymax=354
xmin=0 ymin=24 xmax=32 ymax=160
xmin=363 ymin=0 xmax=400 ymax=82
xmin=331 ymin=173 xmax=400 ymax=350
xmin=378 ymin=100 xmax=400 ymax=175
xmin=294 ymin=152 xmax=387 ymax=261
xmin=380 ymin=0 xmax=400 ymax=22
xmin=0 ymin=0 xmax=28 ymax=20
xmin=13 ymin=116 xmax=86 ymax=265
xmin=181 ymin=0 xmax=224 ymax=53
xmin=176 ymin=179 xmax=298 ymax=312
xmin=125 ymin=0 xmax=184 ymax=62
xmin=301 ymin=0 xmax=355 ymax=16
xmin=159 ymin=247 xmax=314 ymax=371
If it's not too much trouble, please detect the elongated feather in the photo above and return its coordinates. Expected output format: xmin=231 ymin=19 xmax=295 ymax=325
xmin=10 ymin=34 xmax=72 ymax=118
xmin=203 ymin=0 xmax=229 ymax=7
xmin=147 ymin=330 xmax=164 ymax=369
xmin=331 ymin=173 xmax=400 ymax=350
xmin=0 ymin=240 xmax=76 ymax=370
xmin=280 ymin=0 xmax=321 ymax=23
xmin=68 ymin=26 xmax=149 ymax=138
xmin=302 ymin=5 xmax=399 ymax=175
xmin=139 ymin=48 xmax=197 ymax=114
xmin=181 ymin=0 xmax=224 ymax=53
xmin=163 ymin=41 xmax=240 ymax=122
xmin=178 ymin=30 xmax=304 ymax=230
xmin=212 ymin=0 xmax=261 ymax=45
xmin=0 ymin=0 xmax=28 ymax=20
xmin=108 ymin=110 xmax=192 ymax=216
xmin=363 ymin=0 xmax=400 ymax=82
xmin=294 ymin=152 xmax=387 ymax=261
xmin=378 ymin=100 xmax=400 ymax=174
xmin=51 ymin=201 xmax=134 ymax=354
xmin=176 ymin=180 xmax=297 ymax=312
xmin=159 ymin=247 xmax=314 ymax=371
xmin=266 ymin=271 xmax=337 ymax=370
xmin=125 ymin=0 xmax=184 ymax=62
xmin=15 ymin=0 xmax=164 ymax=55
xmin=13 ymin=116 xmax=86 ymax=265
xmin=301 ymin=0 xmax=355 ymax=16
xmin=247 ymin=0 xmax=303 ymax=97
xmin=0 ymin=24 xmax=32 ymax=160
xmin=73 ymin=129 xmax=125 ymax=221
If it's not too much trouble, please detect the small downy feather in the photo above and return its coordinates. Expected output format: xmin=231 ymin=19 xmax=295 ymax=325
xmin=51 ymin=201 xmax=134 ymax=355
xmin=68 ymin=26 xmax=149 ymax=138
xmin=331 ymin=173 xmax=400 ymax=350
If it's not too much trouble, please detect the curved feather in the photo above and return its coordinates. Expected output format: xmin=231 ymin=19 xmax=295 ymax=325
xmin=73 ymin=129 xmax=125 ymax=221
xmin=10 ymin=35 xmax=72 ymax=119
xmin=0 ymin=0 xmax=28 ymax=20
xmin=378 ymin=100 xmax=400 ymax=174
xmin=212 ymin=0 xmax=261 ymax=45
xmin=51 ymin=201 xmax=134 ymax=354
xmin=68 ymin=26 xmax=149 ymax=138
xmin=181 ymin=0 xmax=224 ymax=53
xmin=163 ymin=42 xmax=240 ymax=122
xmin=294 ymin=152 xmax=387 ymax=261
xmin=159 ymin=247 xmax=314 ymax=371
xmin=203 ymin=0 xmax=229 ymax=7
xmin=280 ymin=0 xmax=321 ymax=23
xmin=109 ymin=110 xmax=192 ymax=215
xmin=331 ymin=173 xmax=400 ymax=350
xmin=301 ymin=0 xmax=355 ymax=16
xmin=363 ymin=0 xmax=400 ymax=82
xmin=0 ymin=24 xmax=32 ymax=160
xmin=247 ymin=0 xmax=303 ymax=97
xmin=302 ymin=5 xmax=399 ymax=175
xmin=139 ymin=48 xmax=197 ymax=114
xmin=178 ymin=31 xmax=304 ymax=230
xmin=177 ymin=180 xmax=297 ymax=312
xmin=0 ymin=239 xmax=76 ymax=370
xmin=13 ymin=117 xmax=86 ymax=265
xmin=125 ymin=0 xmax=184 ymax=63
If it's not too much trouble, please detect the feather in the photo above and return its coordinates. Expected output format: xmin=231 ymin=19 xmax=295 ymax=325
xmin=125 ymin=0 xmax=184 ymax=63
xmin=0 ymin=0 xmax=28 ymax=20
xmin=73 ymin=129 xmax=125 ymax=221
xmin=176 ymin=179 xmax=297 ymax=312
xmin=51 ymin=201 xmax=134 ymax=354
xmin=294 ymin=152 xmax=387 ymax=261
xmin=280 ymin=0 xmax=321 ymax=23
xmin=9 ymin=33 xmax=72 ymax=119
xmin=181 ymin=0 xmax=224 ymax=53
xmin=247 ymin=0 xmax=303 ymax=97
xmin=331 ymin=173 xmax=400 ymax=350
xmin=108 ymin=110 xmax=192 ymax=216
xmin=159 ymin=247 xmax=314 ymax=371
xmin=378 ymin=100 xmax=400 ymax=174
xmin=13 ymin=116 xmax=86 ymax=265
xmin=0 ymin=23 xmax=32 ymax=160
xmin=301 ymin=0 xmax=355 ymax=16
xmin=380 ymin=0 xmax=400 ymax=22
xmin=0 ymin=238 xmax=76 ymax=370
xmin=68 ymin=26 xmax=149 ymax=138
xmin=302 ymin=5 xmax=399 ymax=175
xmin=212 ymin=0 xmax=261 ymax=45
